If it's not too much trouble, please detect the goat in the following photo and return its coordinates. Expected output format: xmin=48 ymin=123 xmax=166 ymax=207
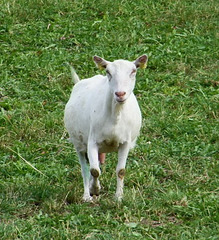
xmin=64 ymin=55 xmax=148 ymax=201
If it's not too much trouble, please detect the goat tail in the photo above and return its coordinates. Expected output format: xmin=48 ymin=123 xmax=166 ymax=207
xmin=69 ymin=64 xmax=80 ymax=84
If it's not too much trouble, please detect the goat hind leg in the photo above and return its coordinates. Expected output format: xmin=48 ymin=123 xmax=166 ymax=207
xmin=78 ymin=152 xmax=92 ymax=202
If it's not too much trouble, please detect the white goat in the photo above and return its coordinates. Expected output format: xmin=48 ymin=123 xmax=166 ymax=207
xmin=64 ymin=55 xmax=148 ymax=202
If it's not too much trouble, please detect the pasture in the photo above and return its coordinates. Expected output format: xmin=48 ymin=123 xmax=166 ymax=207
xmin=0 ymin=0 xmax=218 ymax=239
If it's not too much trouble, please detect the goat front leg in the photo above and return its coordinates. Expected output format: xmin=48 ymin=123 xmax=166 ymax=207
xmin=116 ymin=142 xmax=130 ymax=201
xmin=88 ymin=140 xmax=101 ymax=197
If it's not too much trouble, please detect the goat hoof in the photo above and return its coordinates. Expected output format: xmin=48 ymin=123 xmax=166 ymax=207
xmin=90 ymin=188 xmax=100 ymax=196
xmin=83 ymin=195 xmax=93 ymax=202
xmin=115 ymin=193 xmax=123 ymax=202
xmin=117 ymin=197 xmax=123 ymax=202
xmin=90 ymin=193 xmax=99 ymax=197
xmin=89 ymin=177 xmax=101 ymax=196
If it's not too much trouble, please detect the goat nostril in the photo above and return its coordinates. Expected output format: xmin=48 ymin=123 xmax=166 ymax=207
xmin=115 ymin=91 xmax=126 ymax=97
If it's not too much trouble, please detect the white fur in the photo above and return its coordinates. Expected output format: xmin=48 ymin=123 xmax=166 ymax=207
xmin=64 ymin=55 xmax=147 ymax=201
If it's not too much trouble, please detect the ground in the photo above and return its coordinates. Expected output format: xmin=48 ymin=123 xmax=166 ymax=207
xmin=0 ymin=0 xmax=218 ymax=239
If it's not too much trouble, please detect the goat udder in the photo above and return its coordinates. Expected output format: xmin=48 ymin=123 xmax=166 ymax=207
xmin=98 ymin=153 xmax=106 ymax=164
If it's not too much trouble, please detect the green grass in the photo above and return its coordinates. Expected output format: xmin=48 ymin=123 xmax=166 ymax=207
xmin=0 ymin=0 xmax=218 ymax=239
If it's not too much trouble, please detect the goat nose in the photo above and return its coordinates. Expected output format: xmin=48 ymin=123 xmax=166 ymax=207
xmin=115 ymin=91 xmax=126 ymax=97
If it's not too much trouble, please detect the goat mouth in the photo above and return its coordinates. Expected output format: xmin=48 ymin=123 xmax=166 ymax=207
xmin=116 ymin=98 xmax=126 ymax=104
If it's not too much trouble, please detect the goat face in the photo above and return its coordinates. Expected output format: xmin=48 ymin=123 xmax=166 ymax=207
xmin=93 ymin=55 xmax=148 ymax=103
xmin=106 ymin=60 xmax=137 ymax=103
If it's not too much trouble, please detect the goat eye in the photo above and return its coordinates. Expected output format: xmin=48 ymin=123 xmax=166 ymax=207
xmin=106 ymin=70 xmax=111 ymax=75
xmin=130 ymin=69 xmax=136 ymax=77
xmin=106 ymin=70 xmax=112 ymax=80
xmin=131 ymin=69 xmax=136 ymax=75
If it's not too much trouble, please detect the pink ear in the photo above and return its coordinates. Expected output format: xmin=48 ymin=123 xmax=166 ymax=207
xmin=93 ymin=56 xmax=109 ymax=69
xmin=93 ymin=56 xmax=102 ymax=63
xmin=134 ymin=55 xmax=148 ymax=69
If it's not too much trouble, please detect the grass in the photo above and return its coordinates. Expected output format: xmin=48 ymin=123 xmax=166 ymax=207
xmin=0 ymin=0 xmax=218 ymax=239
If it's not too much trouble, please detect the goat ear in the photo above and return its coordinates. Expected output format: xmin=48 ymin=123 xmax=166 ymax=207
xmin=134 ymin=55 xmax=148 ymax=69
xmin=93 ymin=56 xmax=109 ymax=70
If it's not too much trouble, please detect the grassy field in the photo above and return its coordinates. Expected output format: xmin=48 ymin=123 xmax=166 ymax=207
xmin=0 ymin=0 xmax=218 ymax=239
